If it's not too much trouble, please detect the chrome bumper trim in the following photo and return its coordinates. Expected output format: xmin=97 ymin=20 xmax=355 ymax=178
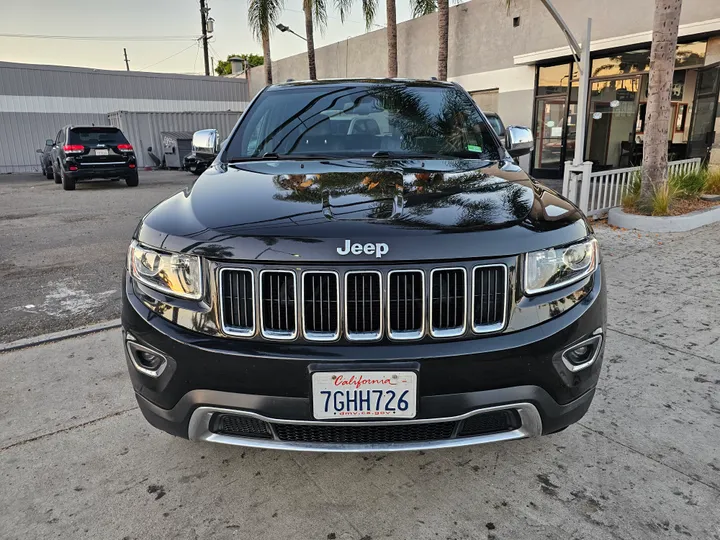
xmin=187 ymin=403 xmax=542 ymax=452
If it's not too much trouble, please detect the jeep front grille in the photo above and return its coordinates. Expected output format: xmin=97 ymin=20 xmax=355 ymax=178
xmin=260 ymin=270 xmax=297 ymax=339
xmin=345 ymin=271 xmax=382 ymax=340
xmin=219 ymin=264 xmax=507 ymax=341
xmin=388 ymin=270 xmax=424 ymax=339
xmin=430 ymin=268 xmax=467 ymax=337
xmin=472 ymin=265 xmax=507 ymax=333
xmin=302 ymin=271 xmax=340 ymax=341
xmin=220 ymin=268 xmax=255 ymax=336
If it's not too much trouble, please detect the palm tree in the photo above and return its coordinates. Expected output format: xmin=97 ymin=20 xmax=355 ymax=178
xmin=641 ymin=0 xmax=683 ymax=206
xmin=437 ymin=0 xmax=449 ymax=80
xmin=248 ymin=0 xmax=284 ymax=85
xmin=304 ymin=0 xmax=328 ymax=80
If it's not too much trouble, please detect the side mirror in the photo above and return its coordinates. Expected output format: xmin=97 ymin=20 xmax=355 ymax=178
xmin=147 ymin=146 xmax=153 ymax=152
xmin=36 ymin=148 xmax=43 ymax=154
xmin=192 ymin=129 xmax=219 ymax=156
xmin=46 ymin=139 xmax=54 ymax=146
xmin=505 ymin=126 xmax=533 ymax=158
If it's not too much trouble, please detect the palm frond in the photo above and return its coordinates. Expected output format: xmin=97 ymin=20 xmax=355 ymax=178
xmin=334 ymin=0 xmax=354 ymax=23
xmin=361 ymin=0 xmax=379 ymax=31
xmin=312 ymin=0 xmax=328 ymax=33
xmin=410 ymin=0 xmax=437 ymax=17
xmin=247 ymin=0 xmax=285 ymax=43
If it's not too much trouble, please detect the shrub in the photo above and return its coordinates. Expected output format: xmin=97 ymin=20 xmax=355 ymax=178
xmin=646 ymin=183 xmax=678 ymax=216
xmin=705 ymin=168 xmax=720 ymax=195
xmin=621 ymin=171 xmax=642 ymax=209
xmin=668 ymin=168 xmax=708 ymax=198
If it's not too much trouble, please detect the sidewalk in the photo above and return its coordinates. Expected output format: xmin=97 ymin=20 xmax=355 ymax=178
xmin=1 ymin=224 xmax=719 ymax=540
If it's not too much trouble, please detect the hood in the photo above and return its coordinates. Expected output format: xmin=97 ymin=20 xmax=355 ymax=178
xmin=137 ymin=158 xmax=589 ymax=262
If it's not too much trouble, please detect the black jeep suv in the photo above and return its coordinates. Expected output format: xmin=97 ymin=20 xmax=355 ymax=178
xmin=122 ymin=79 xmax=605 ymax=452
xmin=51 ymin=125 xmax=138 ymax=190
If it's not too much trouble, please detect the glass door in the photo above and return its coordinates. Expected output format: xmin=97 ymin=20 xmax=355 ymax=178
xmin=533 ymin=98 xmax=568 ymax=176
xmin=687 ymin=64 xmax=720 ymax=161
xmin=585 ymin=76 xmax=642 ymax=170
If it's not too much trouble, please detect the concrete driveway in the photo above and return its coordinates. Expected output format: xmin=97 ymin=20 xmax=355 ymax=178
xmin=1 ymin=222 xmax=718 ymax=540
xmin=0 ymin=171 xmax=194 ymax=343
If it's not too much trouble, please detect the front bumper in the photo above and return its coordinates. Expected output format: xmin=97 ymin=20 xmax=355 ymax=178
xmin=122 ymin=266 xmax=605 ymax=451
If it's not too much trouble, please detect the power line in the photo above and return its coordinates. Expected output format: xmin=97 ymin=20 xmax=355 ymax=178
xmin=0 ymin=32 xmax=199 ymax=42
xmin=138 ymin=41 xmax=201 ymax=71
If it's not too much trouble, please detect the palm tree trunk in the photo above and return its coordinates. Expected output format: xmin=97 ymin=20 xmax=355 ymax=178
xmin=641 ymin=0 xmax=682 ymax=204
xmin=386 ymin=0 xmax=398 ymax=78
xmin=304 ymin=0 xmax=317 ymax=80
xmin=262 ymin=29 xmax=273 ymax=85
xmin=437 ymin=0 xmax=449 ymax=81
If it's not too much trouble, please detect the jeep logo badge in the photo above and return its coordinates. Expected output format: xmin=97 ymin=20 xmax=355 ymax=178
xmin=337 ymin=240 xmax=389 ymax=258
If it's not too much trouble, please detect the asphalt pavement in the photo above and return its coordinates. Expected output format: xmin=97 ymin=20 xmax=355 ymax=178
xmin=0 ymin=171 xmax=194 ymax=342
xmin=1 ymin=222 xmax=719 ymax=539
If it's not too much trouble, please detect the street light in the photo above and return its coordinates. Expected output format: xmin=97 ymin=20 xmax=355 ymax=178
xmin=276 ymin=23 xmax=307 ymax=42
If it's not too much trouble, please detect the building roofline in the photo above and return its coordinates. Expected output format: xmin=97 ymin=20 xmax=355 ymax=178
xmin=0 ymin=60 xmax=244 ymax=83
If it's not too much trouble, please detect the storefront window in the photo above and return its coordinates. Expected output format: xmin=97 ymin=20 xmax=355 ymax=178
xmin=592 ymin=41 xmax=707 ymax=78
xmin=537 ymin=64 xmax=571 ymax=96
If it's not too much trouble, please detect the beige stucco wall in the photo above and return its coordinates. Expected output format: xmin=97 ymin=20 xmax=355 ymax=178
xmin=250 ymin=0 xmax=720 ymax=92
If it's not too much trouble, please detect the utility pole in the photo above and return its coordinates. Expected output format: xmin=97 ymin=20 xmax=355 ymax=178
xmin=199 ymin=0 xmax=211 ymax=76
xmin=123 ymin=48 xmax=130 ymax=71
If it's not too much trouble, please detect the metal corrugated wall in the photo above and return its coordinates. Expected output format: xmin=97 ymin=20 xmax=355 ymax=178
xmin=108 ymin=111 xmax=242 ymax=169
xmin=0 ymin=61 xmax=248 ymax=173
xmin=0 ymin=112 xmax=110 ymax=173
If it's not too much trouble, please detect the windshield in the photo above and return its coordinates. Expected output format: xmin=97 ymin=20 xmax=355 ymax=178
xmin=485 ymin=115 xmax=504 ymax=137
xmin=224 ymin=83 xmax=501 ymax=161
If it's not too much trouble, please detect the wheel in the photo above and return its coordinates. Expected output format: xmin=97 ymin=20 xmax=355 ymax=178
xmin=126 ymin=171 xmax=139 ymax=187
xmin=53 ymin=164 xmax=62 ymax=184
xmin=45 ymin=167 xmax=54 ymax=180
xmin=61 ymin=168 xmax=75 ymax=191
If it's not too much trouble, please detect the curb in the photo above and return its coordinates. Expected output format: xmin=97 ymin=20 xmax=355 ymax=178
xmin=608 ymin=205 xmax=720 ymax=232
xmin=0 ymin=319 xmax=122 ymax=354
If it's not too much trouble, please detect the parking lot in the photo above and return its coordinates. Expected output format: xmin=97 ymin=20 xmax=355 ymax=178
xmin=1 ymin=171 xmax=719 ymax=540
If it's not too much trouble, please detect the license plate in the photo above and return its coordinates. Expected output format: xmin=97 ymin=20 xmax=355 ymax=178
xmin=312 ymin=371 xmax=417 ymax=419
xmin=95 ymin=149 xmax=109 ymax=156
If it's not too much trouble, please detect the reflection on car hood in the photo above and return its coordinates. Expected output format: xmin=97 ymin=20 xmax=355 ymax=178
xmin=137 ymin=158 xmax=589 ymax=262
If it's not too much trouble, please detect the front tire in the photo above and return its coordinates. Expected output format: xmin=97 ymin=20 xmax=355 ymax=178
xmin=61 ymin=169 xmax=75 ymax=191
xmin=45 ymin=167 xmax=54 ymax=180
xmin=126 ymin=171 xmax=139 ymax=187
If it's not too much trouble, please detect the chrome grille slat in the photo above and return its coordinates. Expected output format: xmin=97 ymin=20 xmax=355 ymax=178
xmin=302 ymin=271 xmax=340 ymax=341
xmin=388 ymin=270 xmax=424 ymax=340
xmin=220 ymin=268 xmax=255 ymax=337
xmin=260 ymin=270 xmax=297 ymax=340
xmin=345 ymin=271 xmax=382 ymax=341
xmin=430 ymin=268 xmax=467 ymax=338
xmin=472 ymin=265 xmax=508 ymax=334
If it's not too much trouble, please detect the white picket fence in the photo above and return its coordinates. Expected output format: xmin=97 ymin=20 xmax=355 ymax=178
xmin=562 ymin=158 xmax=702 ymax=217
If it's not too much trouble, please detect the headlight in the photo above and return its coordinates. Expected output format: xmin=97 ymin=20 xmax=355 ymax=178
xmin=524 ymin=238 xmax=598 ymax=295
xmin=128 ymin=241 xmax=203 ymax=300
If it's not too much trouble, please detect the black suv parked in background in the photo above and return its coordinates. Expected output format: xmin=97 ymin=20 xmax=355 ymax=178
xmin=122 ymin=79 xmax=606 ymax=452
xmin=51 ymin=126 xmax=138 ymax=190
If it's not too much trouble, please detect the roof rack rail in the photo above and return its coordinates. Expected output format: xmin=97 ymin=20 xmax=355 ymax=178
xmin=430 ymin=76 xmax=437 ymax=80
xmin=286 ymin=78 xmax=295 ymax=82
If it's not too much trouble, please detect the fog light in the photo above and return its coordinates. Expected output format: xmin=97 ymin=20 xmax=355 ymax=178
xmin=561 ymin=332 xmax=603 ymax=372
xmin=126 ymin=340 xmax=168 ymax=377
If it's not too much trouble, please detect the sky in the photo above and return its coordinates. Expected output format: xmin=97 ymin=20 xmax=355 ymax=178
xmin=0 ymin=0 xmax=421 ymax=74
